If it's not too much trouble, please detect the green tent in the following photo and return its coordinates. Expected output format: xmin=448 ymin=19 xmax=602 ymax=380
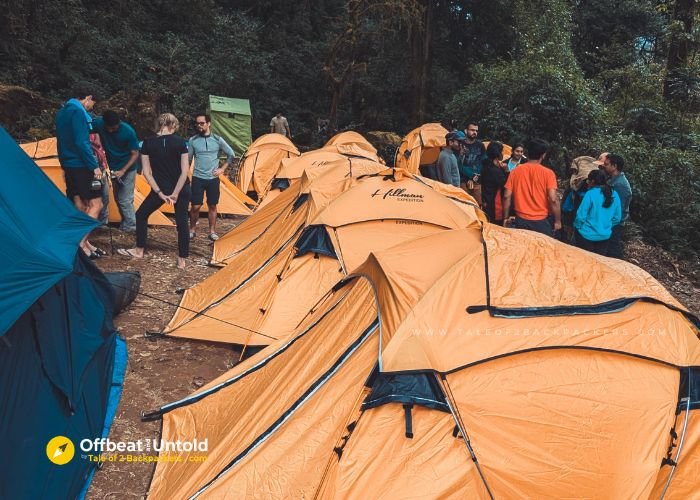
xmin=207 ymin=95 xmax=252 ymax=156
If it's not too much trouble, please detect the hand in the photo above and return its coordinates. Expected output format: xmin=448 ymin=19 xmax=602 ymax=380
xmin=213 ymin=168 xmax=223 ymax=177
xmin=157 ymin=191 xmax=173 ymax=205
xmin=554 ymin=221 xmax=562 ymax=231
xmin=93 ymin=167 xmax=102 ymax=179
xmin=473 ymin=174 xmax=480 ymax=183
xmin=113 ymin=169 xmax=126 ymax=180
xmin=504 ymin=216 xmax=515 ymax=227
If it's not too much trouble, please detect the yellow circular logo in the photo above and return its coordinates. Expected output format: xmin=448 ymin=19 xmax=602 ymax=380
xmin=46 ymin=436 xmax=75 ymax=465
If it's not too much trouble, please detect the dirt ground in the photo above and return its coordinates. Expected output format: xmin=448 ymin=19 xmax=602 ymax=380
xmin=84 ymin=218 xmax=700 ymax=499
xmin=86 ymin=218 xmax=244 ymax=499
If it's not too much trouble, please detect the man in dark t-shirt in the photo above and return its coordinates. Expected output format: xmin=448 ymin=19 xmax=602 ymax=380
xmin=93 ymin=110 xmax=140 ymax=232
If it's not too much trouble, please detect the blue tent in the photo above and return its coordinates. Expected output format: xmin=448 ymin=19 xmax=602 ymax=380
xmin=0 ymin=127 xmax=127 ymax=499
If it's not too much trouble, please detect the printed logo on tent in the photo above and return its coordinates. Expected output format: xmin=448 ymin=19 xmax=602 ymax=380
xmin=46 ymin=436 xmax=75 ymax=465
xmin=370 ymin=188 xmax=424 ymax=202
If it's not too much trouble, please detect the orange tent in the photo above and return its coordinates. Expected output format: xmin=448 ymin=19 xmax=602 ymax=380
xmin=482 ymin=140 xmax=513 ymax=160
xmin=254 ymin=150 xmax=350 ymax=210
xmin=254 ymin=133 xmax=379 ymax=210
xmin=322 ymin=130 xmax=381 ymax=162
xmin=212 ymin=154 xmax=389 ymax=264
xmin=134 ymin=173 xmax=254 ymax=217
xmin=146 ymin=226 xmax=700 ymax=499
xmin=394 ymin=123 xmax=449 ymax=174
xmin=236 ymin=133 xmax=300 ymax=200
xmin=19 ymin=138 xmax=173 ymax=226
xmin=163 ymin=169 xmax=484 ymax=346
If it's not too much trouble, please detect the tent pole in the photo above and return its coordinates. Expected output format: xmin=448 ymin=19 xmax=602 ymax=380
xmin=440 ymin=375 xmax=495 ymax=500
xmin=659 ymin=375 xmax=693 ymax=499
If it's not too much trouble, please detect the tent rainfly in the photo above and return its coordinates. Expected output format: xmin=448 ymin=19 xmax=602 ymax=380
xmin=207 ymin=95 xmax=252 ymax=157
xmin=0 ymin=127 xmax=127 ymax=499
xmin=236 ymin=133 xmax=300 ymax=202
xmin=146 ymin=225 xmax=700 ymax=499
xmin=163 ymin=169 xmax=483 ymax=346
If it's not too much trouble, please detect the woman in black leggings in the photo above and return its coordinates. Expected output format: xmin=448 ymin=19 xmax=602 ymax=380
xmin=117 ymin=113 xmax=191 ymax=269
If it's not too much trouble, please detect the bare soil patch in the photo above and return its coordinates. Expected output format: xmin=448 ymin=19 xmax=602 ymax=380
xmin=86 ymin=217 xmax=243 ymax=499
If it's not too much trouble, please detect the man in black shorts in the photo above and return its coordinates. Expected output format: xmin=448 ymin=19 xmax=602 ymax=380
xmin=188 ymin=114 xmax=235 ymax=241
xmin=55 ymin=83 xmax=104 ymax=257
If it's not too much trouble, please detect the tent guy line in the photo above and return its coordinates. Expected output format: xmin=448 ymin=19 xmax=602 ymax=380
xmin=104 ymin=278 xmax=279 ymax=341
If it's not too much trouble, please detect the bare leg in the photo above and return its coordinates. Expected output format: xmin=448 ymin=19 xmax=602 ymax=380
xmin=190 ymin=204 xmax=202 ymax=235
xmin=78 ymin=197 xmax=103 ymax=254
xmin=208 ymin=204 xmax=218 ymax=234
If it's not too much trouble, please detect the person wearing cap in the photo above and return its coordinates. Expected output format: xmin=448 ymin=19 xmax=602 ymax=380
xmin=598 ymin=153 xmax=632 ymax=258
xmin=55 ymin=83 xmax=104 ymax=258
xmin=436 ymin=131 xmax=463 ymax=187
xmin=503 ymin=138 xmax=561 ymax=237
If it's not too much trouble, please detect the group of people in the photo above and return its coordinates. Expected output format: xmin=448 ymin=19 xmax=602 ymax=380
xmin=55 ymin=84 xmax=235 ymax=269
xmin=431 ymin=124 xmax=632 ymax=258
xmin=55 ymin=84 xmax=631 ymax=265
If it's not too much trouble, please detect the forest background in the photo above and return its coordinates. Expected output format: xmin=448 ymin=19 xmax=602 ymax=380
xmin=0 ymin=0 xmax=698 ymax=256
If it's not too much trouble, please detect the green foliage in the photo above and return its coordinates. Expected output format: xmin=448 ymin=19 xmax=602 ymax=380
xmin=511 ymin=0 xmax=580 ymax=73
xmin=571 ymin=0 xmax=663 ymax=76
xmin=600 ymin=133 xmax=700 ymax=256
xmin=447 ymin=62 xmax=605 ymax=154
xmin=0 ymin=0 xmax=699 ymax=257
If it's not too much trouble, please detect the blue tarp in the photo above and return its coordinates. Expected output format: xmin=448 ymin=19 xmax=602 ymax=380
xmin=0 ymin=127 xmax=98 ymax=337
xmin=0 ymin=127 xmax=126 ymax=499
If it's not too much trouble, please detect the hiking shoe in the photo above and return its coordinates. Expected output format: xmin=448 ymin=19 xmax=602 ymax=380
xmin=208 ymin=232 xmax=220 ymax=241
xmin=189 ymin=231 xmax=196 ymax=239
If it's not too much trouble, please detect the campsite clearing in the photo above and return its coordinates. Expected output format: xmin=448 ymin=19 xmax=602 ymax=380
xmin=84 ymin=219 xmax=699 ymax=499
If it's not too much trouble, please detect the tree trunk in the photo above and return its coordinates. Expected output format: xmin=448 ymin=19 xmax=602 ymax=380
xmin=329 ymin=82 xmax=341 ymax=132
xmin=663 ymin=0 xmax=696 ymax=100
xmin=411 ymin=0 xmax=433 ymax=124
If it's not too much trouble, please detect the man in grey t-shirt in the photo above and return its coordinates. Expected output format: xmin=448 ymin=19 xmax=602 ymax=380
xmin=270 ymin=112 xmax=291 ymax=137
xmin=188 ymin=113 xmax=235 ymax=241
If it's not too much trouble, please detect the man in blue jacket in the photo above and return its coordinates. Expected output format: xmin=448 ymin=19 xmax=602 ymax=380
xmin=55 ymin=83 xmax=103 ymax=257
xmin=93 ymin=110 xmax=140 ymax=232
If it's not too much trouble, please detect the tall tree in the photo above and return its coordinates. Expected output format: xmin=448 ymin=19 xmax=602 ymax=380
xmin=662 ymin=0 xmax=699 ymax=100
xmin=322 ymin=0 xmax=422 ymax=129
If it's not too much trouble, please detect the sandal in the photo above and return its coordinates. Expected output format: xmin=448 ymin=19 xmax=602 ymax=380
xmin=208 ymin=233 xmax=219 ymax=241
xmin=93 ymin=247 xmax=108 ymax=257
xmin=82 ymin=247 xmax=100 ymax=259
xmin=116 ymin=248 xmax=143 ymax=259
